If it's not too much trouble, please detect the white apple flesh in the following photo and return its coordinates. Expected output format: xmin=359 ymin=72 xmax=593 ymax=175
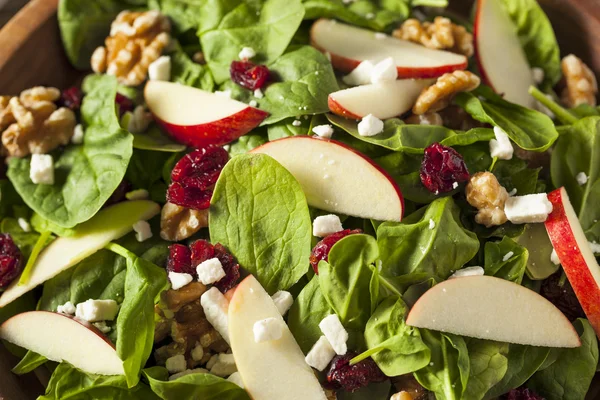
xmin=228 ymin=275 xmax=327 ymax=400
xmin=474 ymin=0 xmax=537 ymax=108
xmin=0 ymin=200 xmax=160 ymax=308
xmin=251 ymin=136 xmax=403 ymax=222
xmin=144 ymin=81 xmax=268 ymax=147
xmin=328 ymin=79 xmax=434 ymax=120
xmin=0 ymin=311 xmax=124 ymax=375
xmin=311 ymin=19 xmax=467 ymax=79
xmin=406 ymin=275 xmax=581 ymax=348
xmin=545 ymin=187 xmax=600 ymax=339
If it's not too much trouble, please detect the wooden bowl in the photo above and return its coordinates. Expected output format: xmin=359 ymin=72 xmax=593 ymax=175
xmin=0 ymin=0 xmax=599 ymax=398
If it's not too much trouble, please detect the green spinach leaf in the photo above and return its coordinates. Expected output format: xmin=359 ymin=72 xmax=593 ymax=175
xmin=463 ymin=339 xmax=508 ymax=400
xmin=0 ymin=218 xmax=42 ymax=259
xmin=228 ymin=133 xmax=268 ymax=155
xmin=169 ymin=49 xmax=214 ymax=92
xmin=12 ymin=351 xmax=48 ymax=375
xmin=148 ymin=0 xmax=239 ymax=35
xmin=483 ymin=237 xmax=528 ymax=284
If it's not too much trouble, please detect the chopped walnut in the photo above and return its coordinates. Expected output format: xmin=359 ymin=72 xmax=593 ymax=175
xmin=1 ymin=87 xmax=76 ymax=157
xmin=91 ymin=10 xmax=171 ymax=86
xmin=391 ymin=392 xmax=414 ymax=400
xmin=154 ymin=341 xmax=186 ymax=365
xmin=161 ymin=282 xmax=207 ymax=313
xmin=391 ymin=374 xmax=428 ymax=400
xmin=413 ymin=70 xmax=480 ymax=115
xmin=393 ymin=17 xmax=473 ymax=57
xmin=404 ymin=112 xmax=443 ymax=126
xmin=160 ymin=202 xmax=209 ymax=241
xmin=466 ymin=172 xmax=509 ymax=227
xmin=560 ymin=54 xmax=598 ymax=107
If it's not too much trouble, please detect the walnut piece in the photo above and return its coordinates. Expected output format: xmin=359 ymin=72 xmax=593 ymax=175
xmin=391 ymin=374 xmax=428 ymax=400
xmin=1 ymin=87 xmax=76 ymax=157
xmin=160 ymin=202 xmax=208 ymax=241
xmin=91 ymin=10 xmax=171 ymax=86
xmin=560 ymin=54 xmax=598 ymax=107
xmin=466 ymin=172 xmax=509 ymax=227
xmin=393 ymin=17 xmax=474 ymax=57
xmin=413 ymin=70 xmax=480 ymax=115
xmin=391 ymin=392 xmax=414 ymax=400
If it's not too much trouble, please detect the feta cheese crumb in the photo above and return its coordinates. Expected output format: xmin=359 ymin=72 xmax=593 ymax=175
xmin=249 ymin=100 xmax=258 ymax=107
xmin=292 ymin=119 xmax=302 ymax=127
xmin=576 ymin=172 xmax=588 ymax=185
xmin=17 ymin=218 xmax=31 ymax=232
xmin=191 ymin=343 xmax=204 ymax=361
xmin=133 ymin=220 xmax=152 ymax=242
xmin=75 ymin=299 xmax=119 ymax=322
xmin=428 ymin=219 xmax=436 ymax=230
xmin=128 ymin=105 xmax=152 ymax=134
xmin=319 ymin=314 xmax=348 ymax=355
xmin=502 ymin=251 xmax=514 ymax=262
xmin=210 ymin=354 xmax=237 ymax=377
xmin=271 ymin=290 xmax=294 ymax=316
xmin=312 ymin=124 xmax=334 ymax=139
xmin=504 ymin=193 xmax=553 ymax=224
xmin=148 ymin=55 xmax=171 ymax=81
xmin=452 ymin=182 xmax=459 ymax=189
xmin=589 ymin=241 xmax=600 ymax=254
xmin=30 ymin=154 xmax=54 ymax=185
xmin=165 ymin=354 xmax=187 ymax=374
xmin=508 ymin=188 xmax=517 ymax=196
xmin=169 ymin=271 xmax=193 ymax=290
xmin=449 ymin=266 xmax=484 ymax=279
xmin=57 ymin=301 xmax=76 ymax=315
xmin=489 ymin=126 xmax=513 ymax=160
xmin=206 ymin=354 xmax=219 ymax=370
xmin=201 ymin=287 xmax=230 ymax=344
xmin=342 ymin=60 xmax=374 ymax=86
xmin=169 ymin=368 xmax=208 ymax=381
xmin=93 ymin=321 xmax=111 ymax=334
xmin=550 ymin=249 xmax=560 ymax=265
xmin=313 ymin=214 xmax=343 ymax=237
xmin=305 ymin=336 xmax=336 ymax=371
xmin=125 ymin=189 xmax=149 ymax=201
xmin=358 ymin=114 xmax=384 ymax=137
xmin=227 ymin=372 xmax=245 ymax=388
xmin=238 ymin=46 xmax=256 ymax=60
xmin=254 ymin=88 xmax=264 ymax=98
xmin=71 ymin=124 xmax=84 ymax=144
xmin=531 ymin=67 xmax=545 ymax=85
xmin=215 ymin=90 xmax=232 ymax=98
xmin=375 ymin=32 xmax=387 ymax=39
xmin=253 ymin=317 xmax=283 ymax=343
xmin=196 ymin=258 xmax=226 ymax=285
xmin=370 ymin=57 xmax=397 ymax=84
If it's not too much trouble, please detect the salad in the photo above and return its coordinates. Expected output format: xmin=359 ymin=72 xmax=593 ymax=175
xmin=0 ymin=0 xmax=599 ymax=399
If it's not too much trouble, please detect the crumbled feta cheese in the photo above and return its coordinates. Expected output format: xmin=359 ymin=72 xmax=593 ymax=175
xmin=30 ymin=154 xmax=54 ymax=185
xmin=358 ymin=114 xmax=384 ymax=137
xmin=319 ymin=314 xmax=348 ymax=355
xmin=128 ymin=105 xmax=152 ymax=134
xmin=57 ymin=301 xmax=76 ymax=315
xmin=502 ymin=251 xmax=514 ymax=262
xmin=550 ymin=249 xmax=560 ymax=265
xmin=169 ymin=368 xmax=209 ymax=381
xmin=125 ymin=189 xmax=149 ymax=201
xmin=206 ymin=354 xmax=219 ymax=370
xmin=201 ymin=287 xmax=230 ymax=344
xmin=292 ymin=119 xmax=302 ymax=127
xmin=589 ymin=241 xmax=600 ymax=254
xmin=576 ymin=172 xmax=588 ymax=185
xmin=227 ymin=372 xmax=245 ymax=388
xmin=93 ymin=321 xmax=111 ymax=334
xmin=148 ymin=55 xmax=171 ymax=81
xmin=133 ymin=220 xmax=152 ymax=242
xmin=71 ymin=124 xmax=84 ymax=144
xmin=253 ymin=88 xmax=264 ymax=98
xmin=312 ymin=124 xmax=334 ymax=139
xmin=249 ymin=100 xmax=258 ymax=107
xmin=165 ymin=354 xmax=187 ymax=374
xmin=504 ymin=193 xmax=553 ymax=224
xmin=238 ymin=46 xmax=256 ymax=60
xmin=210 ymin=353 xmax=237 ymax=377
xmin=375 ymin=32 xmax=387 ymax=40
xmin=342 ymin=60 xmax=374 ymax=86
xmin=169 ymin=271 xmax=193 ymax=290
xmin=305 ymin=336 xmax=336 ymax=371
xmin=531 ymin=67 xmax=545 ymax=85
xmin=17 ymin=218 xmax=31 ymax=232
xmin=508 ymin=188 xmax=517 ymax=196
xmin=370 ymin=57 xmax=397 ymax=84
xmin=253 ymin=317 xmax=283 ymax=343
xmin=215 ymin=90 xmax=232 ymax=98
xmin=428 ymin=219 xmax=436 ymax=230
xmin=196 ymin=258 xmax=226 ymax=285
xmin=313 ymin=214 xmax=343 ymax=237
xmin=75 ymin=299 xmax=119 ymax=322
xmin=449 ymin=266 xmax=484 ymax=279
xmin=452 ymin=182 xmax=459 ymax=189
xmin=489 ymin=126 xmax=513 ymax=160
xmin=191 ymin=343 xmax=204 ymax=361
xmin=271 ymin=290 xmax=293 ymax=316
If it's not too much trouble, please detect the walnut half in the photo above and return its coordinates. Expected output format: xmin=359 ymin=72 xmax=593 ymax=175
xmin=160 ymin=202 xmax=208 ymax=242
xmin=561 ymin=54 xmax=598 ymax=107
xmin=413 ymin=70 xmax=480 ymax=115
xmin=466 ymin=172 xmax=509 ymax=227
xmin=393 ymin=17 xmax=474 ymax=57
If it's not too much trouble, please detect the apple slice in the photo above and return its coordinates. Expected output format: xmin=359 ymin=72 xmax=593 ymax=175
xmin=328 ymin=79 xmax=434 ymax=120
xmin=0 ymin=200 xmax=160 ymax=308
xmin=0 ymin=311 xmax=124 ymax=375
xmin=311 ymin=19 xmax=467 ymax=79
xmin=251 ymin=136 xmax=403 ymax=221
xmin=229 ymin=275 xmax=327 ymax=400
xmin=144 ymin=81 xmax=268 ymax=148
xmin=406 ymin=275 xmax=580 ymax=348
xmin=474 ymin=0 xmax=536 ymax=108
xmin=545 ymin=187 xmax=600 ymax=338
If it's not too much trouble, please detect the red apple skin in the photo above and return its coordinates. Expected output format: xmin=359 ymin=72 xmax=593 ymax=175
xmin=153 ymin=107 xmax=269 ymax=148
xmin=545 ymin=188 xmax=600 ymax=339
xmin=327 ymin=96 xmax=362 ymax=120
xmin=473 ymin=0 xmax=497 ymax=93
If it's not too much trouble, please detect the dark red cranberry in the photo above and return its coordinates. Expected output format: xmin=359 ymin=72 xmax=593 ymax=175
xmin=0 ymin=234 xmax=23 ymax=288
xmin=326 ymin=352 xmax=387 ymax=392
xmin=189 ymin=240 xmax=240 ymax=293
xmin=59 ymin=86 xmax=83 ymax=111
xmin=115 ymin=93 xmax=134 ymax=116
xmin=104 ymin=180 xmax=132 ymax=207
xmin=310 ymin=229 xmax=362 ymax=274
xmin=540 ymin=272 xmax=585 ymax=322
xmin=167 ymin=244 xmax=195 ymax=276
xmin=420 ymin=142 xmax=470 ymax=194
xmin=230 ymin=61 xmax=270 ymax=90
xmin=505 ymin=388 xmax=545 ymax=400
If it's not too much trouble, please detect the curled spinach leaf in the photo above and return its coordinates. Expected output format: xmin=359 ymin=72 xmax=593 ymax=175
xmin=483 ymin=237 xmax=528 ymax=284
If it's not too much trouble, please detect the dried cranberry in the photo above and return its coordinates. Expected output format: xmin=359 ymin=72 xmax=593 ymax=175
xmin=104 ymin=180 xmax=132 ymax=207
xmin=310 ymin=229 xmax=362 ymax=274
xmin=167 ymin=244 xmax=195 ymax=276
xmin=420 ymin=142 xmax=470 ymax=194
xmin=326 ymin=352 xmax=387 ymax=392
xmin=167 ymin=147 xmax=229 ymax=210
xmin=189 ymin=240 xmax=240 ymax=293
xmin=59 ymin=86 xmax=83 ymax=111
xmin=0 ymin=234 xmax=23 ymax=288
xmin=230 ymin=61 xmax=270 ymax=90
xmin=505 ymin=388 xmax=545 ymax=400
xmin=540 ymin=272 xmax=585 ymax=322
xmin=115 ymin=93 xmax=134 ymax=116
